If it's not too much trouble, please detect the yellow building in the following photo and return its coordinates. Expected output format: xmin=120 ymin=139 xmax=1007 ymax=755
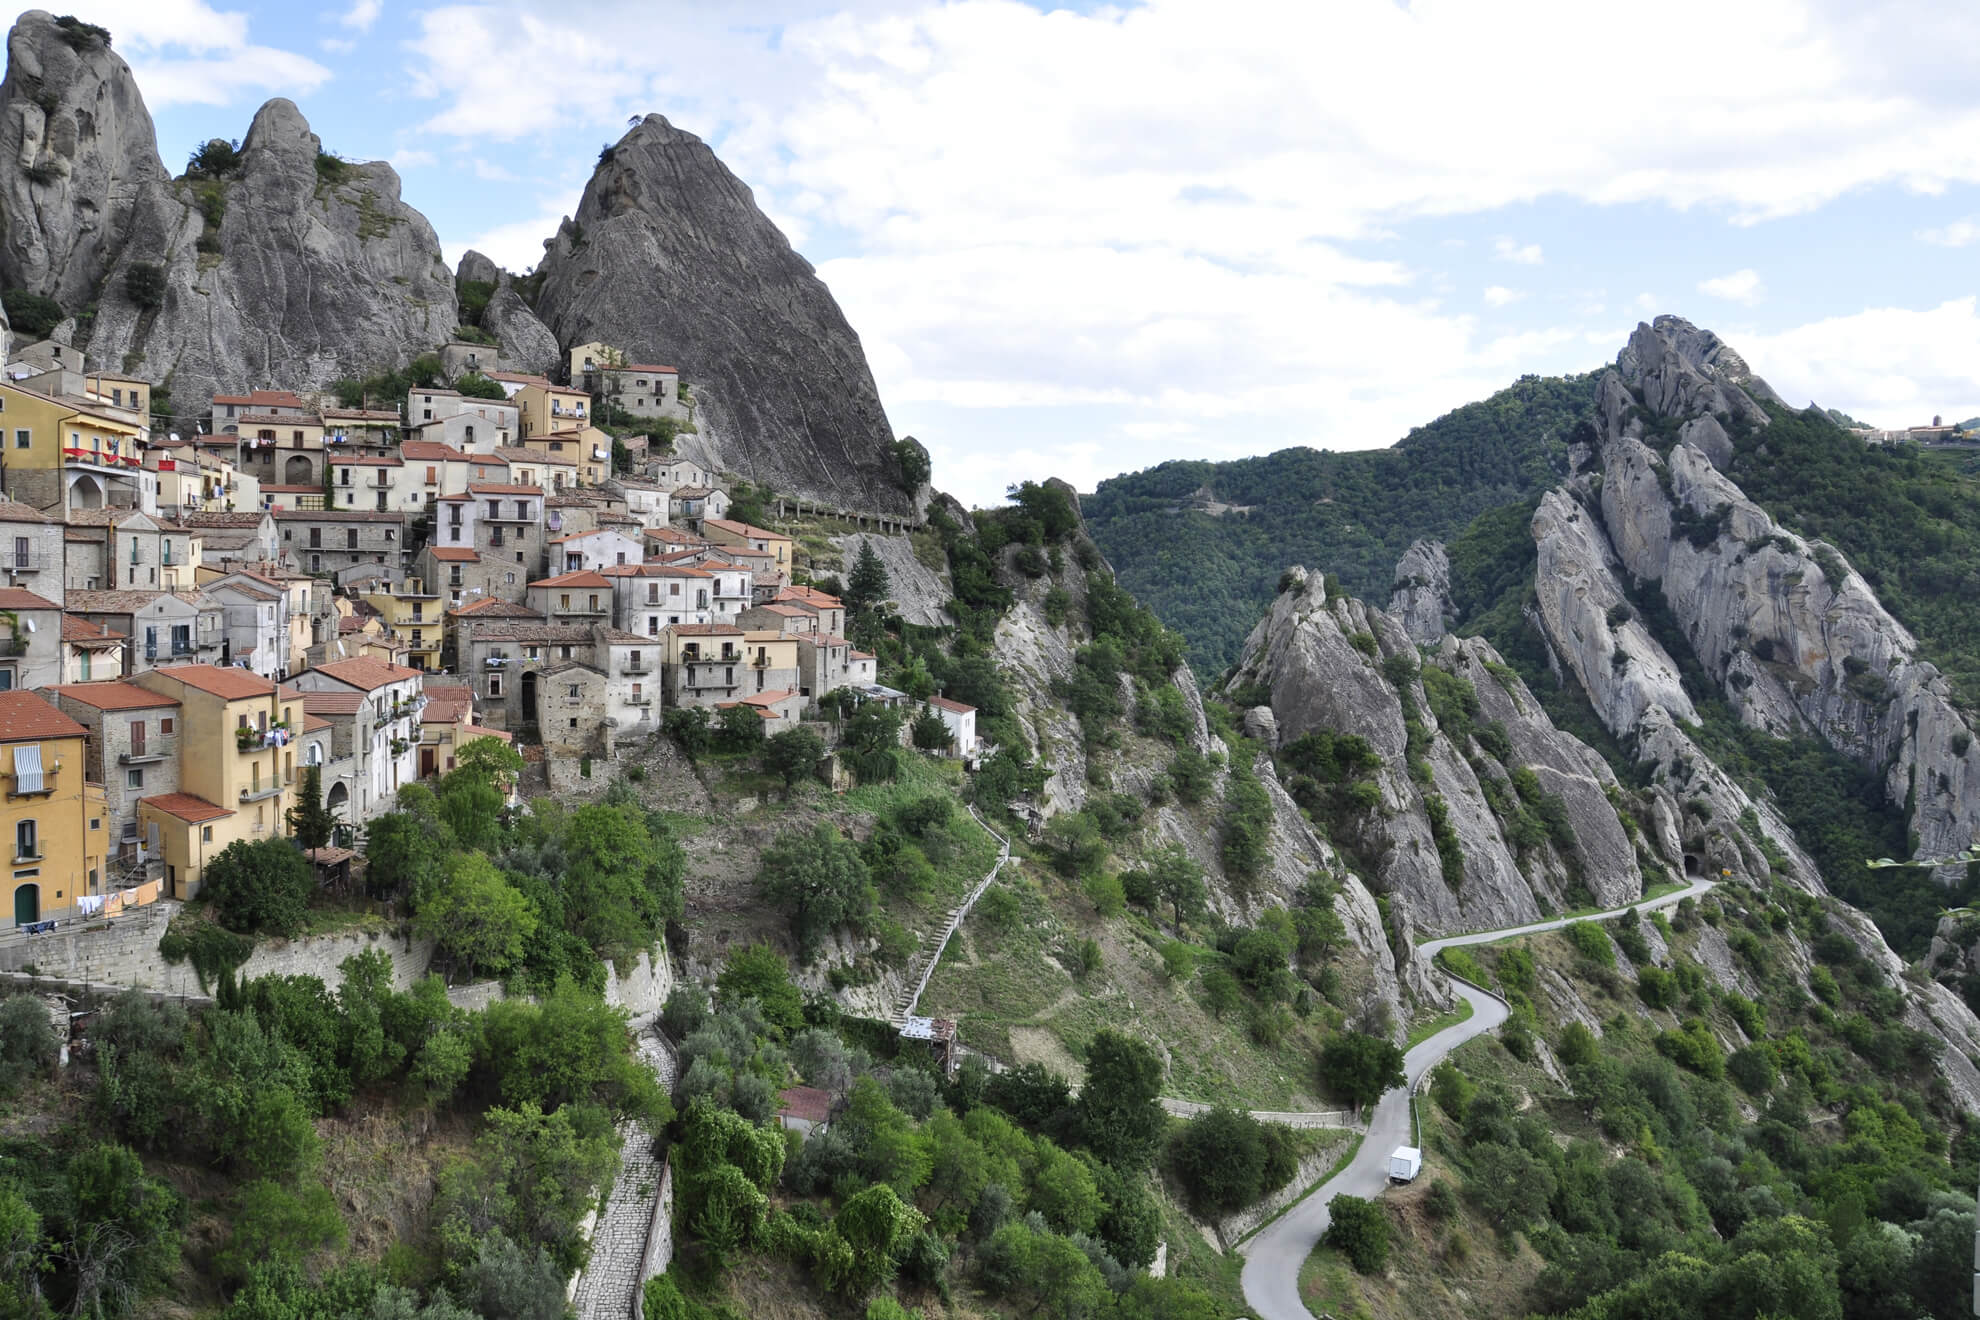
xmin=704 ymin=518 xmax=794 ymax=572
xmin=521 ymin=427 xmax=611 ymax=487
xmin=133 ymin=665 xmax=300 ymax=899
xmin=85 ymin=372 xmax=152 ymax=425
xmin=0 ymin=379 xmax=148 ymax=513
xmin=0 ymin=691 xmax=108 ymax=927
xmin=567 ymin=341 xmax=621 ymax=385
xmin=363 ymin=579 xmax=445 ymax=672
xmin=514 ymin=381 xmax=592 ymax=439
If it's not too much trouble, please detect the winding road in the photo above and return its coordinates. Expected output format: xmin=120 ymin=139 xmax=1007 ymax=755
xmin=1238 ymin=877 xmax=1716 ymax=1320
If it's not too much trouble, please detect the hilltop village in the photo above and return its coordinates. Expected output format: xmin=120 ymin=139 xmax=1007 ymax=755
xmin=0 ymin=332 xmax=963 ymax=929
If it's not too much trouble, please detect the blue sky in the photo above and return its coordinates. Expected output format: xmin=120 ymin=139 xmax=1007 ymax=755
xmin=73 ymin=0 xmax=1980 ymax=506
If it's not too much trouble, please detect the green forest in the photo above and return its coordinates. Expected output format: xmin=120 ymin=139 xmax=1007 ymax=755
xmin=1082 ymin=373 xmax=1596 ymax=672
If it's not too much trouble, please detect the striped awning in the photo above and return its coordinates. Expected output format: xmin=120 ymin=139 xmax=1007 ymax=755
xmin=13 ymin=744 xmax=44 ymax=794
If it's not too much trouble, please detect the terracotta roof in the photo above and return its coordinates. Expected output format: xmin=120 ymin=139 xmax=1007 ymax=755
xmin=601 ymin=562 xmax=709 ymax=578
xmin=308 ymin=656 xmax=422 ymax=691
xmin=61 ymin=616 xmax=126 ymax=646
xmin=459 ymin=723 xmax=512 ymax=743
xmin=495 ymin=445 xmax=574 ymax=466
xmin=65 ymin=589 xmax=173 ymax=614
xmin=425 ymin=546 xmax=480 ymax=562
xmin=149 ymin=664 xmax=279 ymax=700
xmin=850 ymin=650 xmax=876 ymax=660
xmin=0 ymin=588 xmax=58 ymax=610
xmin=548 ymin=528 xmax=626 ymax=543
xmin=757 ymin=604 xmax=807 ymax=617
xmin=0 ymin=690 xmax=86 ymax=742
xmin=460 ymin=622 xmax=597 ymax=643
xmin=520 ymin=381 xmax=588 ymax=396
xmin=234 ymin=411 xmax=322 ymax=426
xmin=667 ymin=622 xmax=743 ymax=636
xmin=450 ymin=598 xmax=540 ymax=619
xmin=468 ymin=483 xmax=546 ymax=497
xmin=705 ymin=518 xmax=786 ymax=541
xmin=596 ymin=628 xmax=647 ymax=644
xmin=528 ymin=570 xmax=612 ymax=589
xmin=777 ymin=1085 xmax=833 ymax=1125
xmin=0 ymin=500 xmax=50 ymax=524
xmin=400 ymin=440 xmax=468 ymax=462
xmin=805 ymin=634 xmax=851 ymax=647
xmin=699 ymin=560 xmax=751 ymax=573
xmin=182 ymin=512 xmax=269 ymax=528
xmin=928 ymin=696 xmax=976 ymax=714
xmin=303 ymin=691 xmax=363 ymax=716
xmin=778 ymin=586 xmax=843 ymax=609
xmin=48 ymin=680 xmax=177 ymax=711
xmin=302 ymin=713 xmax=332 ymax=733
xmin=213 ymin=390 xmax=306 ymax=409
xmin=614 ymin=363 xmax=677 ymax=374
xmin=141 ymin=791 xmax=235 ymax=823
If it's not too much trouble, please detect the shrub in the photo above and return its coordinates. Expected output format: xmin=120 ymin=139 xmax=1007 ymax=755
xmin=1083 ymin=870 xmax=1125 ymax=917
xmin=2 ymin=289 xmax=63 ymax=339
xmin=1166 ymin=1106 xmax=1296 ymax=1218
xmin=1563 ymin=921 xmax=1615 ymax=967
xmin=202 ymin=838 xmax=313 ymax=937
xmin=0 ymin=994 xmax=58 ymax=1092
xmin=1636 ymin=964 xmax=1678 ymax=1010
xmin=123 ymin=262 xmax=167 ymax=311
xmin=1324 ymin=1194 xmax=1391 ymax=1273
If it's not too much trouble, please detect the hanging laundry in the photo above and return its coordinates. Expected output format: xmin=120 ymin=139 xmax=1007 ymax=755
xmin=76 ymin=895 xmax=105 ymax=917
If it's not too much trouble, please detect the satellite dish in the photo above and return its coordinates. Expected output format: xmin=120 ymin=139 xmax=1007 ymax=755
xmin=21 ymin=620 xmax=34 ymax=633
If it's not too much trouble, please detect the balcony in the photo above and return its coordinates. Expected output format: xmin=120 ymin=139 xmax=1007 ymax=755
xmin=236 ymin=724 xmax=291 ymax=752
xmin=2 ymin=554 xmax=47 ymax=575
xmin=239 ymin=783 xmax=283 ymax=803
xmin=63 ymin=447 xmax=142 ymax=472
xmin=559 ymin=603 xmax=610 ymax=617
xmin=627 ymin=695 xmax=652 ymax=707
xmin=622 ymin=661 xmax=649 ymax=675
xmin=118 ymin=748 xmax=169 ymax=766
xmin=13 ymin=850 xmax=40 ymax=864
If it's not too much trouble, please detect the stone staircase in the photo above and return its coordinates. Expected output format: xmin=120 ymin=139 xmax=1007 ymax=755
xmin=568 ymin=1025 xmax=679 ymax=1320
xmin=890 ymin=809 xmax=1010 ymax=1027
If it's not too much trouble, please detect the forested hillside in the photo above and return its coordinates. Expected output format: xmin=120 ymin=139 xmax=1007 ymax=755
xmin=1082 ymin=374 xmax=1596 ymax=672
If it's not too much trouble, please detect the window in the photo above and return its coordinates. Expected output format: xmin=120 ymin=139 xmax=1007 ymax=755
xmin=202 ymin=825 xmax=213 ymax=842
xmin=560 ymin=646 xmax=573 ymax=659
xmin=13 ymin=427 xmax=28 ymax=449
xmin=647 ymin=584 xmax=659 ymax=604
xmin=567 ymin=684 xmax=579 ymax=698
xmin=126 ymin=768 xmax=143 ymax=789
xmin=161 ymin=718 xmax=173 ymax=735
xmin=15 ymin=820 xmax=36 ymax=861
xmin=346 ymin=529 xmax=358 ymax=550
xmin=341 ymin=468 xmax=352 ymax=485
xmin=489 ymin=674 xmax=502 ymax=696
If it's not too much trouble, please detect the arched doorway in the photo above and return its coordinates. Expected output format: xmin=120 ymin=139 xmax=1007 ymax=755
xmin=327 ymin=780 xmax=349 ymax=825
xmin=69 ymin=474 xmax=105 ymax=509
xmin=13 ymin=882 xmax=38 ymax=926
xmin=285 ymin=454 xmax=314 ymax=484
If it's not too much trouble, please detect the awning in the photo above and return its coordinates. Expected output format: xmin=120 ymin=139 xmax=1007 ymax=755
xmin=14 ymin=744 xmax=44 ymax=794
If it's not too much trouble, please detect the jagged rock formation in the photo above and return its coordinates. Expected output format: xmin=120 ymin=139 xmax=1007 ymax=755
xmin=1550 ymin=316 xmax=1980 ymax=876
xmin=82 ymin=98 xmax=454 ymax=403
xmin=532 ymin=115 xmax=911 ymax=516
xmin=455 ymin=249 xmax=559 ymax=377
xmin=830 ymin=532 xmax=953 ymax=628
xmin=1225 ymin=567 xmax=1656 ymax=934
xmin=0 ymin=11 xmax=177 ymax=308
xmin=1388 ymin=539 xmax=1453 ymax=644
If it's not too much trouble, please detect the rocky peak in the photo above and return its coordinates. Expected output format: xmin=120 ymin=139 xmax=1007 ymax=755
xmin=455 ymin=248 xmax=501 ymax=287
xmin=532 ymin=113 xmax=911 ymax=515
xmin=1388 ymin=538 xmax=1453 ymax=644
xmin=1614 ymin=315 xmax=1776 ymax=427
xmin=0 ymin=10 xmax=174 ymax=308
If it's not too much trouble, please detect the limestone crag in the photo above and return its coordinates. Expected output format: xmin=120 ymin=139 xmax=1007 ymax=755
xmin=1584 ymin=317 xmax=1980 ymax=872
xmin=831 ymin=532 xmax=954 ymax=627
xmin=84 ymin=98 xmax=454 ymax=405
xmin=1225 ymin=568 xmax=1650 ymax=934
xmin=454 ymin=249 xmax=559 ymax=378
xmin=533 ymin=115 xmax=911 ymax=516
xmin=0 ymin=11 xmax=178 ymax=309
xmin=1389 ymin=539 xmax=1454 ymax=644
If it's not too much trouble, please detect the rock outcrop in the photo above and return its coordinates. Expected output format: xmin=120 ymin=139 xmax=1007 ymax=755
xmin=1568 ymin=317 xmax=1980 ymax=875
xmin=1388 ymin=539 xmax=1454 ymax=644
xmin=1226 ymin=568 xmax=1655 ymax=934
xmin=532 ymin=115 xmax=910 ymax=516
xmin=830 ymin=532 xmax=953 ymax=628
xmin=455 ymin=248 xmax=559 ymax=378
xmin=0 ymin=11 xmax=178 ymax=309
xmin=82 ymin=99 xmax=454 ymax=404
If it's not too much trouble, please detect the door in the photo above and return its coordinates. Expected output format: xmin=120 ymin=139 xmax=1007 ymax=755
xmin=12 ymin=882 xmax=37 ymax=926
xmin=420 ymin=746 xmax=437 ymax=778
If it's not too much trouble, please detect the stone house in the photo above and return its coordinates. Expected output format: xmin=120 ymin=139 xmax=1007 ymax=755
xmin=703 ymin=519 xmax=792 ymax=573
xmin=327 ymin=454 xmax=412 ymax=515
xmin=320 ymin=407 xmax=403 ymax=451
xmin=604 ymin=477 xmax=670 ymax=529
xmin=65 ymin=588 xmax=225 ymax=675
xmin=287 ymin=657 xmax=425 ymax=824
xmin=399 ymin=440 xmax=474 ymax=507
xmin=420 ymin=545 xmax=526 ymax=611
xmin=276 ymin=509 xmax=408 ymax=581
xmin=469 ymin=483 xmax=546 ymax=578
xmin=48 ymin=679 xmax=182 ymax=867
xmin=181 ymin=511 xmax=280 ymax=564
xmin=61 ymin=615 xmax=126 ymax=682
xmin=772 ymin=585 xmax=846 ymax=635
xmin=201 ymin=577 xmax=289 ymax=679
xmin=454 ymin=621 xmax=603 ymax=731
xmin=549 ymin=527 xmax=643 ymax=573
xmin=795 ymin=633 xmax=853 ymax=701
xmin=669 ymin=486 xmax=731 ymax=524
xmin=739 ymin=632 xmax=801 ymax=698
xmin=738 ymin=602 xmax=816 ymax=636
xmin=718 ymin=689 xmax=802 ymax=735
xmin=598 ymin=362 xmax=687 ymax=422
xmin=65 ymin=509 xmax=196 ymax=593
xmin=659 ymin=623 xmax=745 ymax=710
xmin=0 ymin=588 xmax=62 ymax=692
xmin=602 ymin=562 xmax=714 ymax=637
xmin=490 ymin=446 xmax=570 ymax=493
xmin=525 ymin=570 xmax=615 ymax=628
xmin=652 ymin=458 xmax=712 ymax=491
xmin=0 ymin=500 xmax=63 ymax=601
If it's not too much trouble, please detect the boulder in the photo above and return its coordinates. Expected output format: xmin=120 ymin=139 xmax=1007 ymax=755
xmin=1388 ymin=538 xmax=1454 ymax=643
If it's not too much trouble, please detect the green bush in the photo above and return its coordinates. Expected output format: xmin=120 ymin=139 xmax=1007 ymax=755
xmin=1324 ymin=1193 xmax=1391 ymax=1273
xmin=1563 ymin=920 xmax=1615 ymax=967
xmin=202 ymin=838 xmax=313 ymax=937
xmin=2 ymin=289 xmax=63 ymax=340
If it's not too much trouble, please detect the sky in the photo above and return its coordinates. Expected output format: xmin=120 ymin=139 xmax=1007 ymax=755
xmin=69 ymin=0 xmax=1980 ymax=507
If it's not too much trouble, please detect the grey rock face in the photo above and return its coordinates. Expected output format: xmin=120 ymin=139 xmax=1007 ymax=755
xmin=1389 ymin=539 xmax=1454 ymax=643
xmin=1226 ymin=568 xmax=1652 ymax=934
xmin=830 ymin=532 xmax=954 ymax=628
xmin=481 ymin=282 xmax=560 ymax=378
xmin=454 ymin=248 xmax=501 ymax=288
xmin=534 ymin=115 xmax=909 ymax=515
xmin=0 ymin=11 xmax=178 ymax=309
xmin=84 ymin=98 xmax=455 ymax=405
xmin=1587 ymin=315 xmax=1980 ymax=874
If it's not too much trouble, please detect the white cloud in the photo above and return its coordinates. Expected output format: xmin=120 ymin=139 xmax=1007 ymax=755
xmin=1740 ymin=298 xmax=1980 ymax=425
xmin=390 ymin=147 xmax=437 ymax=170
xmin=1919 ymin=216 xmax=1980 ymax=246
xmin=80 ymin=0 xmax=332 ymax=108
xmin=1483 ymin=285 xmax=1524 ymax=306
xmin=1699 ymin=268 xmax=1765 ymax=304
xmin=339 ymin=0 xmax=384 ymax=32
xmin=1493 ymin=237 xmax=1543 ymax=264
xmin=445 ymin=197 xmax=582 ymax=273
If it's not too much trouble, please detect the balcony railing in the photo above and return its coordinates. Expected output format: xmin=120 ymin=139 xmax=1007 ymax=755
xmin=118 ymin=748 xmax=169 ymax=766
xmin=239 ymin=783 xmax=283 ymax=803
xmin=13 ymin=850 xmax=40 ymax=864
xmin=622 ymin=661 xmax=649 ymax=674
xmin=3 ymin=554 xmax=47 ymax=574
xmin=627 ymin=695 xmax=652 ymax=706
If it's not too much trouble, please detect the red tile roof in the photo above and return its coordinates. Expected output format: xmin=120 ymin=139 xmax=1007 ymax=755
xmin=61 ymin=616 xmax=126 ymax=646
xmin=778 ymin=1085 xmax=833 ymax=1124
xmin=148 ymin=664 xmax=279 ymax=700
xmin=705 ymin=518 xmax=786 ymax=541
xmin=450 ymin=598 xmax=540 ymax=619
xmin=141 ymin=792 xmax=234 ymax=823
xmin=929 ymin=696 xmax=976 ymax=715
xmin=425 ymin=546 xmax=480 ymax=561
xmin=401 ymin=440 xmax=468 ymax=462
xmin=309 ymin=656 xmax=422 ymax=691
xmin=467 ymin=483 xmax=545 ymax=497
xmin=303 ymin=691 xmax=364 ymax=716
xmin=0 ymin=588 xmax=58 ymax=610
xmin=0 ymin=690 xmax=87 ymax=742
xmin=48 ymin=681 xmax=178 ymax=711
xmin=528 ymin=570 xmax=612 ymax=588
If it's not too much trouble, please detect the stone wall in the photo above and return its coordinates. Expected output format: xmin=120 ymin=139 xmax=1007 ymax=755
xmin=240 ymin=927 xmax=435 ymax=992
xmin=603 ymin=950 xmax=673 ymax=1024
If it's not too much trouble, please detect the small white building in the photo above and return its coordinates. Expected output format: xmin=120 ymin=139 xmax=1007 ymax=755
xmin=549 ymin=527 xmax=644 ymax=574
xmin=926 ymin=696 xmax=978 ymax=758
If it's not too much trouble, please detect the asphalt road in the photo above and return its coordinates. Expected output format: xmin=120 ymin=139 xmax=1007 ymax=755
xmin=1238 ymin=876 xmax=1717 ymax=1320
